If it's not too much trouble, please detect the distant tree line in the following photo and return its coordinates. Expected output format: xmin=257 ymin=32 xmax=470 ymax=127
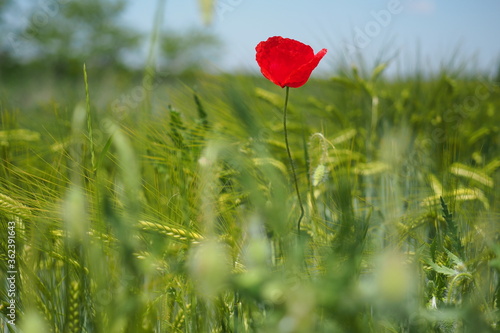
xmin=0 ymin=0 xmax=221 ymax=79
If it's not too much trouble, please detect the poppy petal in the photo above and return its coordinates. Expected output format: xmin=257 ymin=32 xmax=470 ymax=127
xmin=283 ymin=48 xmax=328 ymax=88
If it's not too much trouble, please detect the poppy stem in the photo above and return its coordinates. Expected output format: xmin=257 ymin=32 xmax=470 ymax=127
xmin=283 ymin=86 xmax=304 ymax=233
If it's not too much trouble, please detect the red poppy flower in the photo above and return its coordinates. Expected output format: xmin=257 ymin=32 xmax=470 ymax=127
xmin=256 ymin=36 xmax=327 ymax=88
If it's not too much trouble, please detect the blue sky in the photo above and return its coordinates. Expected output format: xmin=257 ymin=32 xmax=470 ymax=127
xmin=122 ymin=0 xmax=500 ymax=76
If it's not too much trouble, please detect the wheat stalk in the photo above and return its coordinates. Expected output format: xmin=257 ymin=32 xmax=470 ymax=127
xmin=139 ymin=220 xmax=203 ymax=243
xmin=66 ymin=281 xmax=81 ymax=333
xmin=0 ymin=192 xmax=32 ymax=220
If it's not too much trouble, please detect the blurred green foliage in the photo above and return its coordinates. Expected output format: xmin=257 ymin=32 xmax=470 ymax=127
xmin=0 ymin=64 xmax=499 ymax=331
xmin=0 ymin=1 xmax=499 ymax=332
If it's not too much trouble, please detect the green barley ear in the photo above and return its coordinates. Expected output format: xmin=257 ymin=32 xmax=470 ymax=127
xmin=483 ymin=158 xmax=500 ymax=175
xmin=34 ymin=294 xmax=53 ymax=332
xmin=450 ymin=162 xmax=494 ymax=188
xmin=252 ymin=157 xmax=288 ymax=176
xmin=66 ymin=281 xmax=81 ymax=333
xmin=309 ymin=133 xmax=333 ymax=187
xmin=440 ymin=196 xmax=461 ymax=254
xmin=0 ymin=192 xmax=32 ymax=220
xmin=0 ymin=129 xmax=40 ymax=146
xmin=370 ymin=63 xmax=387 ymax=81
xmin=312 ymin=164 xmax=327 ymax=187
xmin=188 ymin=94 xmax=210 ymax=158
xmin=193 ymin=93 xmax=209 ymax=129
xmin=331 ymin=128 xmax=357 ymax=145
xmin=255 ymin=87 xmax=283 ymax=109
xmin=172 ymin=305 xmax=187 ymax=331
xmin=428 ymin=173 xmax=444 ymax=196
xmin=139 ymin=220 xmax=203 ymax=244
xmin=439 ymin=196 xmax=453 ymax=225
xmin=169 ymin=105 xmax=186 ymax=149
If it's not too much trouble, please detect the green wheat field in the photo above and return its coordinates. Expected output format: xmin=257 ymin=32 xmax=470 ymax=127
xmin=0 ymin=63 xmax=499 ymax=332
xmin=0 ymin=4 xmax=500 ymax=332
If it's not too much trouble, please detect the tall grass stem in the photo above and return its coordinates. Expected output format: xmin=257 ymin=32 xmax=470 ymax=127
xmin=283 ymin=86 xmax=304 ymax=233
xmin=83 ymin=63 xmax=96 ymax=175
